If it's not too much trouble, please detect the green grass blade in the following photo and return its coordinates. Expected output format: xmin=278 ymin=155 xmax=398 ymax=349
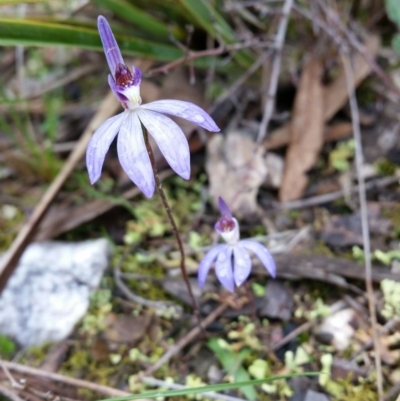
xmin=98 ymin=372 xmax=320 ymax=401
xmin=91 ymin=0 xmax=185 ymax=40
xmin=0 ymin=18 xmax=184 ymax=61
xmin=0 ymin=0 xmax=45 ymax=4
xmin=177 ymin=0 xmax=253 ymax=67
xmin=208 ymin=338 xmax=256 ymax=400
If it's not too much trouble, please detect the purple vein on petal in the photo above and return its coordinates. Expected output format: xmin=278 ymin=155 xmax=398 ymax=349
xmin=86 ymin=112 xmax=125 ymax=184
xmin=117 ymin=112 xmax=155 ymax=198
xmin=141 ymin=100 xmax=220 ymax=132
xmin=215 ymin=246 xmax=234 ymax=292
xmin=137 ymin=108 xmax=190 ymax=180
xmin=240 ymin=240 xmax=276 ymax=278
xmin=233 ymin=245 xmax=251 ymax=287
xmin=198 ymin=244 xmax=226 ymax=288
xmin=97 ymin=15 xmax=124 ymax=77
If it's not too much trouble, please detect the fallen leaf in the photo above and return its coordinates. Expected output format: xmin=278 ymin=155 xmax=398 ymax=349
xmin=263 ymin=35 xmax=379 ymax=151
xmin=206 ymin=130 xmax=268 ymax=217
xmin=104 ymin=313 xmax=152 ymax=345
xmin=279 ymin=56 xmax=324 ymax=202
xmin=264 ymin=122 xmax=352 ymax=151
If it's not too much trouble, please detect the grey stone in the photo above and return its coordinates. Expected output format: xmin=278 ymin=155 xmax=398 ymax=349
xmin=0 ymin=239 xmax=112 ymax=347
xmin=258 ymin=280 xmax=294 ymax=321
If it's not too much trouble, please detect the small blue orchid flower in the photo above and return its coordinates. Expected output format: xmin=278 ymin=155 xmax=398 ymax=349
xmin=198 ymin=197 xmax=276 ymax=292
xmin=86 ymin=16 xmax=220 ymax=198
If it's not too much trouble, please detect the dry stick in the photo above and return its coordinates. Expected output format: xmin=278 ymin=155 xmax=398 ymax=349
xmin=143 ymin=131 xmax=198 ymax=315
xmin=142 ymin=303 xmax=229 ymax=377
xmin=274 ymin=175 xmax=399 ymax=211
xmin=0 ymin=385 xmax=24 ymax=401
xmin=0 ymin=92 xmax=120 ymax=293
xmin=212 ymin=49 xmax=273 ymax=110
xmin=114 ymin=266 xmax=182 ymax=312
xmin=341 ymin=53 xmax=383 ymax=400
xmin=316 ymin=0 xmax=400 ymax=99
xmin=257 ymin=0 xmax=294 ymax=143
xmin=0 ymin=361 xmax=151 ymax=400
xmin=148 ymin=39 xmax=276 ymax=77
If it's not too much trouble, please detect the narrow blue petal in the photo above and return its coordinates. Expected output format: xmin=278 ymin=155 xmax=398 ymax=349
xmin=240 ymin=240 xmax=276 ymax=278
xmin=198 ymin=244 xmax=226 ymax=288
xmin=141 ymin=100 xmax=220 ymax=132
xmin=86 ymin=112 xmax=125 ymax=184
xmin=97 ymin=16 xmax=124 ymax=77
xmin=215 ymin=246 xmax=234 ymax=292
xmin=117 ymin=112 xmax=155 ymax=198
xmin=233 ymin=245 xmax=252 ymax=286
xmin=218 ymin=197 xmax=232 ymax=217
xmin=137 ymin=108 xmax=190 ymax=180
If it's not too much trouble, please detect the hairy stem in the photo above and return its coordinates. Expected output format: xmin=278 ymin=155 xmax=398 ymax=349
xmin=143 ymin=131 xmax=198 ymax=314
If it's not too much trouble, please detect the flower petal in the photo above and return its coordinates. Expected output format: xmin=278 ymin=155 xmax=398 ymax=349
xmin=137 ymin=108 xmax=190 ymax=179
xmin=218 ymin=197 xmax=232 ymax=217
xmin=117 ymin=112 xmax=155 ymax=198
xmin=98 ymin=15 xmax=124 ymax=76
xmin=215 ymin=246 xmax=234 ymax=292
xmin=240 ymin=240 xmax=276 ymax=278
xmin=233 ymin=245 xmax=252 ymax=286
xmin=86 ymin=112 xmax=125 ymax=184
xmin=198 ymin=244 xmax=226 ymax=288
xmin=141 ymin=100 xmax=220 ymax=132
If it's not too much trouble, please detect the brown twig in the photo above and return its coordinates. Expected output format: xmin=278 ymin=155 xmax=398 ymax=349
xmin=257 ymin=0 xmax=294 ymax=143
xmin=212 ymin=49 xmax=273 ymax=110
xmin=341 ymin=52 xmax=383 ymax=399
xmin=114 ymin=265 xmax=182 ymax=313
xmin=0 ymin=92 xmax=120 ymax=294
xmin=294 ymin=1 xmax=400 ymax=100
xmin=141 ymin=302 xmax=229 ymax=377
xmin=0 ymin=385 xmax=24 ymax=401
xmin=0 ymin=361 xmax=147 ymax=399
xmin=22 ymin=64 xmax=99 ymax=100
xmin=147 ymin=39 xmax=276 ymax=77
xmin=271 ymin=301 xmax=346 ymax=351
xmin=315 ymin=0 xmax=400 ymax=99
xmin=273 ymin=175 xmax=399 ymax=211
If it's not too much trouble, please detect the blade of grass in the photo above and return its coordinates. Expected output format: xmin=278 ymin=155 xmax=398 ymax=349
xmin=0 ymin=18 xmax=184 ymax=61
xmin=92 ymin=0 xmax=185 ymax=40
xmin=177 ymin=0 xmax=253 ymax=67
xmin=208 ymin=338 xmax=257 ymax=401
xmin=0 ymin=18 xmax=231 ymax=70
xmin=99 ymin=372 xmax=320 ymax=401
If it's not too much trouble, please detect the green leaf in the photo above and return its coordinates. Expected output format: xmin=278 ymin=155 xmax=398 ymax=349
xmin=386 ymin=0 xmax=400 ymax=27
xmin=208 ymin=338 xmax=257 ymax=400
xmin=0 ymin=334 xmax=16 ymax=356
xmin=176 ymin=0 xmax=253 ymax=67
xmin=0 ymin=18 xmax=184 ymax=61
xmin=0 ymin=0 xmax=44 ymax=4
xmin=91 ymin=0 xmax=185 ymax=40
xmin=177 ymin=0 xmax=235 ymax=42
xmin=98 ymin=372 xmax=320 ymax=401
xmin=392 ymin=33 xmax=400 ymax=54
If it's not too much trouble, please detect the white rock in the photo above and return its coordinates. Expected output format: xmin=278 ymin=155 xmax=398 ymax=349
xmin=0 ymin=239 xmax=112 ymax=347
